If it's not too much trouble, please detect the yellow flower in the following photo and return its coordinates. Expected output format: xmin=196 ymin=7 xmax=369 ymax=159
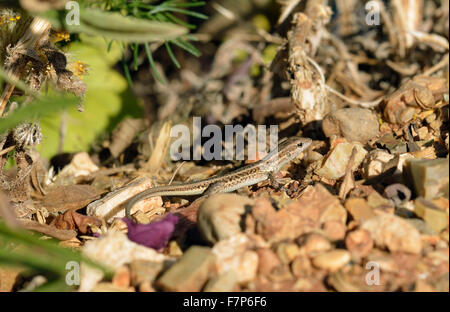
xmin=51 ymin=30 xmax=70 ymax=43
xmin=71 ymin=60 xmax=88 ymax=78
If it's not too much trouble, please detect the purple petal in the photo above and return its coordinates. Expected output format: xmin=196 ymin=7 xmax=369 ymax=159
xmin=123 ymin=214 xmax=179 ymax=250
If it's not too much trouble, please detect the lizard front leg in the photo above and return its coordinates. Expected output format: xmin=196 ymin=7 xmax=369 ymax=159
xmin=268 ymin=173 xmax=292 ymax=195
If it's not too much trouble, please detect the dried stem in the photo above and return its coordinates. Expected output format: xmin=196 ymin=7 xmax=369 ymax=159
xmin=306 ymin=55 xmax=384 ymax=108
xmin=0 ymin=17 xmax=51 ymax=117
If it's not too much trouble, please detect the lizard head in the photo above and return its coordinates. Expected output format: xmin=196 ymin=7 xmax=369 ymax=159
xmin=278 ymin=136 xmax=312 ymax=161
xmin=261 ymin=136 xmax=312 ymax=172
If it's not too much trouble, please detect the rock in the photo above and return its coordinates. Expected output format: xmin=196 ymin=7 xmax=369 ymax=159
xmin=251 ymin=197 xmax=288 ymax=242
xmin=322 ymin=221 xmax=346 ymax=241
xmin=168 ymin=240 xmax=183 ymax=257
xmin=295 ymin=184 xmax=347 ymax=225
xmin=315 ymin=141 xmax=367 ymax=180
xmin=252 ymin=184 xmax=346 ymax=242
xmin=306 ymin=150 xmax=324 ymax=162
xmin=367 ymin=191 xmax=393 ymax=210
xmin=312 ymin=250 xmax=351 ymax=271
xmin=80 ymin=231 xmax=167 ymax=292
xmin=56 ymin=152 xmax=99 ymax=181
xmin=431 ymin=197 xmax=449 ymax=212
xmin=441 ymin=228 xmax=449 ymax=242
xmin=404 ymin=158 xmax=449 ymax=200
xmin=269 ymin=265 xmax=294 ymax=282
xmin=362 ymin=149 xmax=396 ymax=179
xmin=204 ymin=271 xmax=238 ymax=292
xmin=138 ymin=282 xmax=156 ymax=292
xmin=291 ymin=256 xmax=313 ymax=278
xmin=414 ymin=197 xmax=448 ymax=233
xmin=345 ymin=229 xmax=373 ymax=257
xmin=276 ymin=243 xmax=301 ymax=264
xmin=0 ymin=267 xmax=23 ymax=292
xmin=345 ymin=198 xmax=376 ymax=223
xmin=366 ymin=251 xmax=401 ymax=273
xmin=212 ymin=234 xmax=259 ymax=284
xmin=129 ymin=260 xmax=164 ymax=286
xmin=414 ymin=280 xmax=435 ymax=292
xmin=327 ymin=268 xmax=386 ymax=292
xmin=157 ymin=246 xmax=215 ymax=292
xmin=197 ymin=194 xmax=254 ymax=244
xmin=376 ymin=133 xmax=408 ymax=154
xmin=406 ymin=218 xmax=436 ymax=235
xmin=322 ymin=108 xmax=380 ymax=143
xmin=91 ymin=282 xmax=134 ymax=292
xmin=410 ymin=146 xmax=437 ymax=160
xmin=416 ymin=127 xmax=429 ymax=140
xmin=112 ymin=265 xmax=131 ymax=289
xmin=131 ymin=210 xmax=151 ymax=224
xmin=362 ymin=214 xmax=422 ymax=254
xmin=256 ymin=248 xmax=281 ymax=276
xmin=297 ymin=233 xmax=331 ymax=256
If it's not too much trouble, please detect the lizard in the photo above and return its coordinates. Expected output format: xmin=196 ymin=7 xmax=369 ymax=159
xmin=125 ymin=136 xmax=312 ymax=219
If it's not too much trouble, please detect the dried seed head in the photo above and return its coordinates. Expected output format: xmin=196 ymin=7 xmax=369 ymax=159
xmin=13 ymin=122 xmax=42 ymax=147
xmin=0 ymin=10 xmax=21 ymax=27
xmin=45 ymin=49 xmax=67 ymax=73
xmin=56 ymin=69 xmax=87 ymax=97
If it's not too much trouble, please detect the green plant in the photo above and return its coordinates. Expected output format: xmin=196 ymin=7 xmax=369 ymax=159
xmin=0 ymin=2 xmax=207 ymax=292
xmin=0 ymin=221 xmax=112 ymax=291
xmin=0 ymin=1 xmax=207 ymax=154
xmin=97 ymin=0 xmax=206 ymax=83
xmin=36 ymin=0 xmax=207 ymax=83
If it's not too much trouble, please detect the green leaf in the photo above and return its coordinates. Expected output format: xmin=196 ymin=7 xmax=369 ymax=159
xmin=0 ymin=221 xmax=113 ymax=291
xmin=37 ymin=36 xmax=142 ymax=159
xmin=144 ymin=43 xmax=165 ymax=84
xmin=165 ymin=42 xmax=180 ymax=68
xmin=149 ymin=6 xmax=208 ymax=20
xmin=0 ymin=93 xmax=78 ymax=134
xmin=170 ymin=37 xmax=201 ymax=57
xmin=67 ymin=8 xmax=188 ymax=43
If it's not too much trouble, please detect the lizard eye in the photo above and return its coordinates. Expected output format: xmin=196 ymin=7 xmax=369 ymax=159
xmin=297 ymin=142 xmax=303 ymax=147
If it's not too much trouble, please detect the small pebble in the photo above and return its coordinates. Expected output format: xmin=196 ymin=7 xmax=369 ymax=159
xmin=257 ymin=248 xmax=281 ymax=276
xmin=276 ymin=243 xmax=301 ymax=264
xmin=345 ymin=229 xmax=373 ymax=257
xmin=291 ymin=256 xmax=312 ymax=278
xmin=298 ymin=233 xmax=331 ymax=256
xmin=198 ymin=194 xmax=254 ymax=244
xmin=362 ymin=214 xmax=422 ymax=254
xmin=315 ymin=141 xmax=367 ymax=180
xmin=322 ymin=108 xmax=380 ymax=144
xmin=405 ymin=158 xmax=449 ymax=200
xmin=312 ymin=250 xmax=351 ymax=271
xmin=322 ymin=221 xmax=347 ymax=241
xmin=414 ymin=197 xmax=448 ymax=233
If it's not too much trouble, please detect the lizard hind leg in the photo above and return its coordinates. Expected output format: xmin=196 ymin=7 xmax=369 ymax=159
xmin=188 ymin=182 xmax=226 ymax=207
